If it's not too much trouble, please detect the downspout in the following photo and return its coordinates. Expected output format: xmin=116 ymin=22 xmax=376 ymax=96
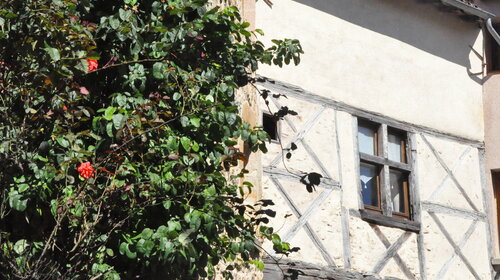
xmin=485 ymin=15 xmax=500 ymax=280
xmin=487 ymin=18 xmax=500 ymax=45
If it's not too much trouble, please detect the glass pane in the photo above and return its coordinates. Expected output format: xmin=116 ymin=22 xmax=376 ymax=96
xmin=358 ymin=124 xmax=377 ymax=155
xmin=390 ymin=169 xmax=409 ymax=214
xmin=360 ymin=163 xmax=379 ymax=208
xmin=388 ymin=130 xmax=406 ymax=163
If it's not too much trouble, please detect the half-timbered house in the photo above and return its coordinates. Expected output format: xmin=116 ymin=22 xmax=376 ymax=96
xmin=231 ymin=0 xmax=500 ymax=279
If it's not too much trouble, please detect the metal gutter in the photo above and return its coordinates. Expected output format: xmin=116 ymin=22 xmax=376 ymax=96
xmin=486 ymin=18 xmax=500 ymax=45
xmin=440 ymin=0 xmax=496 ymax=19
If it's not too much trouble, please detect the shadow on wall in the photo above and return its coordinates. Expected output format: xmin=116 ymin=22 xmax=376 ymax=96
xmin=292 ymin=0 xmax=482 ymax=79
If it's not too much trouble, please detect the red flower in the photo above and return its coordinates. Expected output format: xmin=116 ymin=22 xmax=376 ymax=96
xmin=86 ymin=59 xmax=98 ymax=72
xmin=77 ymin=161 xmax=94 ymax=179
xmin=80 ymin=87 xmax=90 ymax=95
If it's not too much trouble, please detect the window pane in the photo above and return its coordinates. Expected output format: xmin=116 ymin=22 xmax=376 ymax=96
xmin=390 ymin=169 xmax=409 ymax=215
xmin=388 ymin=130 xmax=406 ymax=163
xmin=360 ymin=163 xmax=380 ymax=208
xmin=358 ymin=123 xmax=377 ymax=155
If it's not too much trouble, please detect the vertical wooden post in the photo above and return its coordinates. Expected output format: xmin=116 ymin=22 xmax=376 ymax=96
xmin=380 ymin=124 xmax=392 ymax=216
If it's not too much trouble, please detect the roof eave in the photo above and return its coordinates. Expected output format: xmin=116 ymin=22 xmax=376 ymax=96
xmin=440 ymin=0 xmax=496 ymax=20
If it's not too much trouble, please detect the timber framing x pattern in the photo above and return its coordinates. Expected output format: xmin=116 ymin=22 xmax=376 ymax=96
xmin=420 ymin=134 xmax=487 ymax=280
xmin=257 ymin=76 xmax=491 ymax=279
xmin=263 ymin=97 xmax=342 ymax=267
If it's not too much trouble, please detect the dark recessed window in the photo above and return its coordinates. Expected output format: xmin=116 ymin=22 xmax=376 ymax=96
xmin=485 ymin=23 xmax=500 ymax=73
xmin=492 ymin=172 xmax=500 ymax=249
xmin=263 ymin=113 xmax=278 ymax=141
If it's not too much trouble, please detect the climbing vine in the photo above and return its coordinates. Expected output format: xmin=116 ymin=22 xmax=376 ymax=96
xmin=0 ymin=0 xmax=302 ymax=279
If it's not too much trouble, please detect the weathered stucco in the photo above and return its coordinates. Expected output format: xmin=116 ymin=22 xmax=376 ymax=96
xmin=210 ymin=0 xmax=494 ymax=279
xmin=258 ymin=86 xmax=491 ymax=279
xmin=256 ymin=0 xmax=484 ymax=141
xmin=483 ymin=74 xmax=500 ymax=258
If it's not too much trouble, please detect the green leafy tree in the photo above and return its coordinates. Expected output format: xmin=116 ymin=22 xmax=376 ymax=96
xmin=0 ymin=0 xmax=302 ymax=279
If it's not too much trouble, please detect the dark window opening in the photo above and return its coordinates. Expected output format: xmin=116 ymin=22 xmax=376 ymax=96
xmin=485 ymin=24 xmax=500 ymax=73
xmin=492 ymin=171 xmax=500 ymax=253
xmin=263 ymin=113 xmax=278 ymax=141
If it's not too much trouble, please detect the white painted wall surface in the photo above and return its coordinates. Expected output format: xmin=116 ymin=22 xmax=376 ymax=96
xmin=254 ymin=1 xmax=491 ymax=279
xmin=255 ymin=0 xmax=484 ymax=141
xmin=259 ymin=88 xmax=491 ymax=279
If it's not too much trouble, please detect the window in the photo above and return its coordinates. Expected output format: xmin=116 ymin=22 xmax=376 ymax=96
xmin=357 ymin=119 xmax=414 ymax=224
xmin=492 ymin=171 xmax=500 ymax=254
xmin=485 ymin=23 xmax=500 ymax=74
xmin=263 ymin=113 xmax=279 ymax=141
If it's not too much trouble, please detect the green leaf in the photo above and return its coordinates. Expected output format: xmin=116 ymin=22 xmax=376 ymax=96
xmin=18 ymin=184 xmax=29 ymax=193
xmin=191 ymin=141 xmax=199 ymax=152
xmin=56 ymin=136 xmax=69 ymax=148
xmin=112 ymin=114 xmax=125 ymax=129
xmin=225 ymin=112 xmax=236 ymax=125
xmin=106 ymin=248 xmax=114 ymax=256
xmin=160 ymin=238 xmax=173 ymax=254
xmin=173 ymin=92 xmax=181 ymax=101
xmin=190 ymin=117 xmax=200 ymax=128
xmin=119 ymin=243 xmax=137 ymax=259
xmin=141 ymin=228 xmax=154 ymax=239
xmin=153 ymin=62 xmax=165 ymax=79
xmin=106 ymin=122 xmax=114 ymax=138
xmin=104 ymin=106 xmax=116 ymax=121
xmin=166 ymin=136 xmax=179 ymax=151
xmin=44 ymin=46 xmax=60 ymax=61
xmin=178 ymin=229 xmax=193 ymax=246
xmin=137 ymin=241 xmax=152 ymax=257
xmin=180 ymin=116 xmax=189 ymax=127
xmin=167 ymin=220 xmax=181 ymax=232
xmin=109 ymin=17 xmax=120 ymax=29
xmin=180 ymin=137 xmax=191 ymax=152
xmin=119 ymin=242 xmax=127 ymax=255
xmin=13 ymin=240 xmax=28 ymax=255
xmin=163 ymin=200 xmax=171 ymax=210
xmin=8 ymin=191 xmax=27 ymax=212
xmin=119 ymin=9 xmax=131 ymax=21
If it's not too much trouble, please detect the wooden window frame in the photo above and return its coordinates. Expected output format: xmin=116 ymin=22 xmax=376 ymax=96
xmin=391 ymin=173 xmax=410 ymax=220
xmin=360 ymin=161 xmax=382 ymax=214
xmin=358 ymin=119 xmax=379 ymax=156
xmin=357 ymin=118 xmax=418 ymax=230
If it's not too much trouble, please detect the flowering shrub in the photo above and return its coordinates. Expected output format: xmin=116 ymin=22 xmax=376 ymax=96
xmin=0 ymin=0 xmax=302 ymax=279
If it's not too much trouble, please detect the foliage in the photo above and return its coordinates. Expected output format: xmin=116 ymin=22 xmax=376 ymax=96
xmin=0 ymin=0 xmax=302 ymax=279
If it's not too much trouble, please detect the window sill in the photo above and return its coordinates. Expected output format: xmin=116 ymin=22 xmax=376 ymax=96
xmin=359 ymin=209 xmax=420 ymax=233
xmin=486 ymin=70 xmax=500 ymax=76
xmin=492 ymin=259 xmax=500 ymax=271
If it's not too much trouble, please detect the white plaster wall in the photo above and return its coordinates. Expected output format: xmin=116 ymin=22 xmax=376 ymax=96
xmin=259 ymin=91 xmax=491 ymax=279
xmin=255 ymin=0 xmax=484 ymax=141
xmin=416 ymin=135 xmax=484 ymax=212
